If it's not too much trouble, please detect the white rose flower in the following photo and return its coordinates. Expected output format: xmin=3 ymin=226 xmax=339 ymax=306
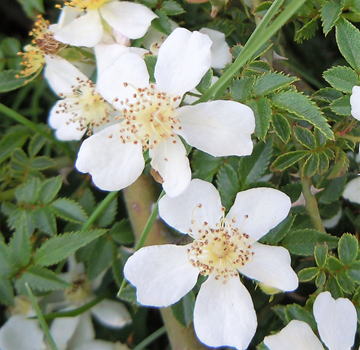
xmin=124 ymin=179 xmax=298 ymax=349
xmin=76 ymin=28 xmax=255 ymax=196
xmin=342 ymin=176 xmax=360 ymax=204
xmin=264 ymin=291 xmax=357 ymax=350
xmin=350 ymin=86 xmax=360 ymax=121
xmin=51 ymin=0 xmax=157 ymax=47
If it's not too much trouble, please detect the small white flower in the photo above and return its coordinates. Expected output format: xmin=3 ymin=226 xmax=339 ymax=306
xmin=51 ymin=0 xmax=157 ymax=47
xmin=350 ymin=86 xmax=360 ymax=121
xmin=76 ymin=28 xmax=255 ymax=196
xmin=124 ymin=179 xmax=298 ymax=349
xmin=264 ymin=291 xmax=357 ymax=350
xmin=342 ymin=176 xmax=360 ymax=204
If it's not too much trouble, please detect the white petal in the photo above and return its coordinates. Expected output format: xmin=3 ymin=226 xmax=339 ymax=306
xmin=100 ymin=1 xmax=157 ymax=39
xmin=193 ymin=276 xmax=257 ymax=350
xmin=95 ymin=44 xmax=131 ymax=74
xmin=51 ymin=6 xmax=82 ymax=29
xmin=350 ymin=85 xmax=360 ymax=121
xmin=226 ymin=187 xmax=291 ymax=241
xmin=239 ymin=242 xmax=298 ymax=292
xmin=323 ymin=209 xmax=342 ymax=229
xmin=48 ymin=100 xmax=85 ymax=141
xmin=155 ymin=28 xmax=212 ymax=96
xmin=149 ymin=136 xmax=191 ymax=197
xmin=95 ymin=51 xmax=149 ymax=108
xmin=91 ymin=299 xmax=131 ymax=328
xmin=342 ymin=176 xmax=360 ymax=204
xmin=0 ymin=316 xmax=46 ymax=350
xmin=53 ymin=10 xmax=103 ymax=47
xmin=313 ymin=291 xmax=357 ymax=350
xmin=124 ymin=244 xmax=199 ymax=307
xmin=158 ymin=178 xmax=223 ymax=235
xmin=75 ymin=124 xmax=145 ymax=191
xmin=51 ymin=314 xmax=81 ymax=350
xmin=67 ymin=312 xmax=95 ymax=348
xmin=199 ymin=28 xmax=232 ymax=69
xmin=177 ymin=100 xmax=255 ymax=157
xmin=44 ymin=56 xmax=88 ymax=96
xmin=264 ymin=320 xmax=324 ymax=350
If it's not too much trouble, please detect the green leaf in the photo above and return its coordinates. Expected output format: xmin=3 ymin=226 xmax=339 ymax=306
xmin=319 ymin=176 xmax=346 ymax=204
xmin=97 ymin=196 xmax=117 ymax=227
xmin=338 ymin=233 xmax=358 ymax=265
xmin=285 ymin=304 xmax=316 ymax=329
xmin=15 ymin=177 xmax=41 ymax=204
xmin=28 ymin=134 xmax=47 ymax=157
xmin=0 ymin=70 xmax=28 ymax=93
xmin=196 ymin=69 xmax=213 ymax=94
xmin=144 ymin=55 xmax=157 ymax=82
xmin=109 ymin=220 xmax=135 ymax=245
xmin=294 ymin=17 xmax=318 ymax=43
xmin=336 ymin=18 xmax=360 ymax=71
xmin=17 ymin=266 xmax=69 ymax=292
xmin=50 ymin=198 xmax=88 ymax=223
xmin=216 ymin=163 xmax=240 ymax=209
xmin=248 ymin=97 xmax=272 ymax=140
xmin=272 ymin=113 xmax=291 ymax=144
xmin=323 ymin=66 xmax=359 ymax=93
xmin=302 ymin=153 xmax=320 ymax=177
xmin=32 ymin=208 xmax=57 ymax=235
xmin=230 ymin=77 xmax=255 ymax=102
xmin=293 ymin=126 xmax=316 ymax=149
xmin=314 ymin=243 xmax=328 ymax=267
xmin=329 ymin=95 xmax=351 ymax=116
xmin=327 ymin=276 xmax=343 ymax=297
xmin=161 ymin=0 xmax=185 ymax=15
xmin=31 ymin=156 xmax=55 ymax=170
xmin=0 ymin=126 xmax=29 ymax=164
xmin=0 ymin=243 xmax=14 ymax=277
xmin=348 ymin=261 xmax=360 ymax=283
xmin=282 ymin=229 xmax=338 ymax=256
xmin=326 ymin=255 xmax=343 ymax=272
xmin=260 ymin=214 xmax=295 ymax=245
xmin=253 ymin=72 xmax=297 ymax=96
xmin=271 ymin=150 xmax=309 ymax=171
xmin=152 ymin=9 xmax=172 ymax=35
xmin=320 ymin=0 xmax=343 ymax=35
xmin=327 ymin=150 xmax=349 ymax=179
xmin=34 ymin=229 xmax=107 ymax=266
xmin=171 ymin=292 xmax=195 ymax=327
xmin=9 ymin=230 xmax=31 ymax=269
xmin=315 ymin=271 xmax=327 ymax=287
xmin=298 ymin=267 xmax=319 ymax=282
xmin=238 ymin=141 xmax=273 ymax=185
xmin=271 ymin=91 xmax=334 ymax=140
xmin=336 ymin=270 xmax=355 ymax=293
xmin=38 ymin=176 xmax=62 ymax=204
xmin=16 ymin=0 xmax=44 ymax=17
xmin=0 ymin=279 xmax=14 ymax=306
xmin=192 ymin=150 xmax=222 ymax=182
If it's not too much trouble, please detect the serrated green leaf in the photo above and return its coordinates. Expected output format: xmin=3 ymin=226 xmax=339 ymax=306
xmin=109 ymin=220 xmax=134 ymax=245
xmin=216 ymin=163 xmax=240 ymax=209
xmin=144 ymin=55 xmax=156 ymax=82
xmin=253 ymin=72 xmax=297 ymax=96
xmin=285 ymin=304 xmax=316 ymax=329
xmin=196 ymin=69 xmax=213 ymax=94
xmin=271 ymin=91 xmax=334 ymax=139
xmin=38 ymin=176 xmax=62 ymax=204
xmin=298 ymin=267 xmax=319 ymax=282
xmin=294 ymin=126 xmax=317 ymax=149
xmin=320 ymin=0 xmax=343 ymax=35
xmin=15 ymin=177 xmax=41 ymax=204
xmin=338 ymin=233 xmax=358 ymax=264
xmin=248 ymin=97 xmax=272 ymax=140
xmin=31 ymin=156 xmax=55 ymax=170
xmin=0 ymin=279 xmax=14 ymax=306
xmin=78 ymin=188 xmax=96 ymax=216
xmin=327 ymin=255 xmax=344 ymax=271
xmin=0 ymin=126 xmax=29 ymax=164
xmin=0 ymin=70 xmax=28 ymax=93
xmin=336 ymin=18 xmax=360 ymax=71
xmin=152 ymin=9 xmax=172 ymax=34
xmin=34 ymin=229 xmax=107 ymax=266
xmin=230 ymin=77 xmax=255 ymax=102
xmin=323 ymin=66 xmax=359 ymax=93
xmin=260 ymin=215 xmax=295 ymax=245
xmin=0 ymin=243 xmax=14 ymax=278
xmin=161 ymin=0 xmax=185 ymax=15
xmin=28 ymin=134 xmax=47 ymax=157
xmin=192 ymin=150 xmax=222 ymax=182
xmin=336 ymin=270 xmax=355 ymax=292
xmin=329 ymin=95 xmax=351 ymax=116
xmin=282 ymin=229 xmax=338 ymax=256
xmin=32 ymin=208 xmax=57 ymax=235
xmin=271 ymin=150 xmax=309 ymax=172
xmin=272 ymin=113 xmax=291 ymax=144
xmin=326 ymin=276 xmax=343 ymax=297
xmin=97 ymin=195 xmax=117 ymax=227
xmin=294 ymin=17 xmax=318 ymax=43
xmin=8 ymin=230 xmax=31 ymax=269
xmin=50 ymin=198 xmax=88 ymax=223
xmin=348 ymin=261 xmax=360 ymax=283
xmin=302 ymin=153 xmax=320 ymax=177
xmin=315 ymin=270 xmax=327 ymax=287
xmin=327 ymin=150 xmax=349 ymax=179
xmin=314 ymin=243 xmax=328 ymax=267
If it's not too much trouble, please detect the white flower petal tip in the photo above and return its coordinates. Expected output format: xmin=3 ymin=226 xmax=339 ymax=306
xmin=155 ymin=27 xmax=212 ymax=96
xmin=124 ymin=244 xmax=199 ymax=307
xmin=100 ymin=1 xmax=157 ymax=39
xmin=264 ymin=320 xmax=324 ymax=350
xmin=199 ymin=28 xmax=232 ymax=69
xmin=226 ymin=187 xmax=291 ymax=241
xmin=177 ymin=100 xmax=255 ymax=157
xmin=342 ymin=176 xmax=360 ymax=204
xmin=75 ymin=124 xmax=144 ymax=191
xmin=313 ymin=291 xmax=357 ymax=350
xmin=194 ymin=276 xmax=257 ymax=350
xmin=150 ymin=137 xmax=191 ymax=197
xmin=323 ymin=209 xmax=342 ymax=229
xmin=91 ymin=300 xmax=132 ymax=328
xmin=350 ymin=85 xmax=360 ymax=121
xmin=239 ymin=243 xmax=298 ymax=292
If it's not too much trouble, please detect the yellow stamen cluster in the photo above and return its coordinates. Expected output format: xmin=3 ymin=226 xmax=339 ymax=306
xmin=62 ymin=0 xmax=110 ymax=10
xmin=187 ymin=218 xmax=254 ymax=282
xmin=65 ymin=274 xmax=92 ymax=305
xmin=115 ymin=83 xmax=182 ymax=150
xmin=57 ymin=77 xmax=114 ymax=134
xmin=17 ymin=15 xmax=63 ymax=78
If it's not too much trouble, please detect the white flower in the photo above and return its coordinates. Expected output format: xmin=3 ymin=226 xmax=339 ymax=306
xmin=75 ymin=339 xmax=129 ymax=350
xmin=76 ymin=28 xmax=255 ymax=196
xmin=350 ymin=86 xmax=360 ymax=121
xmin=342 ymin=176 xmax=360 ymax=204
xmin=45 ymin=55 xmax=116 ymax=141
xmin=264 ymin=291 xmax=357 ymax=350
xmin=124 ymin=179 xmax=298 ymax=349
xmin=323 ymin=209 xmax=342 ymax=229
xmin=51 ymin=0 xmax=157 ymax=47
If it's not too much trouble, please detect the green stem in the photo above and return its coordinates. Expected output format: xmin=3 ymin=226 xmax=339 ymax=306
xmin=26 ymin=283 xmax=59 ymax=350
xmin=133 ymin=326 xmax=166 ymax=350
xmin=300 ymin=175 xmax=325 ymax=232
xmin=198 ymin=0 xmax=305 ymax=102
xmin=81 ymin=191 xmax=118 ymax=231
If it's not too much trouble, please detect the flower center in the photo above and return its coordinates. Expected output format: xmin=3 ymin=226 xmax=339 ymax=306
xmin=116 ymin=83 xmax=182 ymax=150
xmin=187 ymin=220 xmax=254 ymax=281
xmin=63 ymin=0 xmax=110 ymax=10
xmin=65 ymin=275 xmax=92 ymax=305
